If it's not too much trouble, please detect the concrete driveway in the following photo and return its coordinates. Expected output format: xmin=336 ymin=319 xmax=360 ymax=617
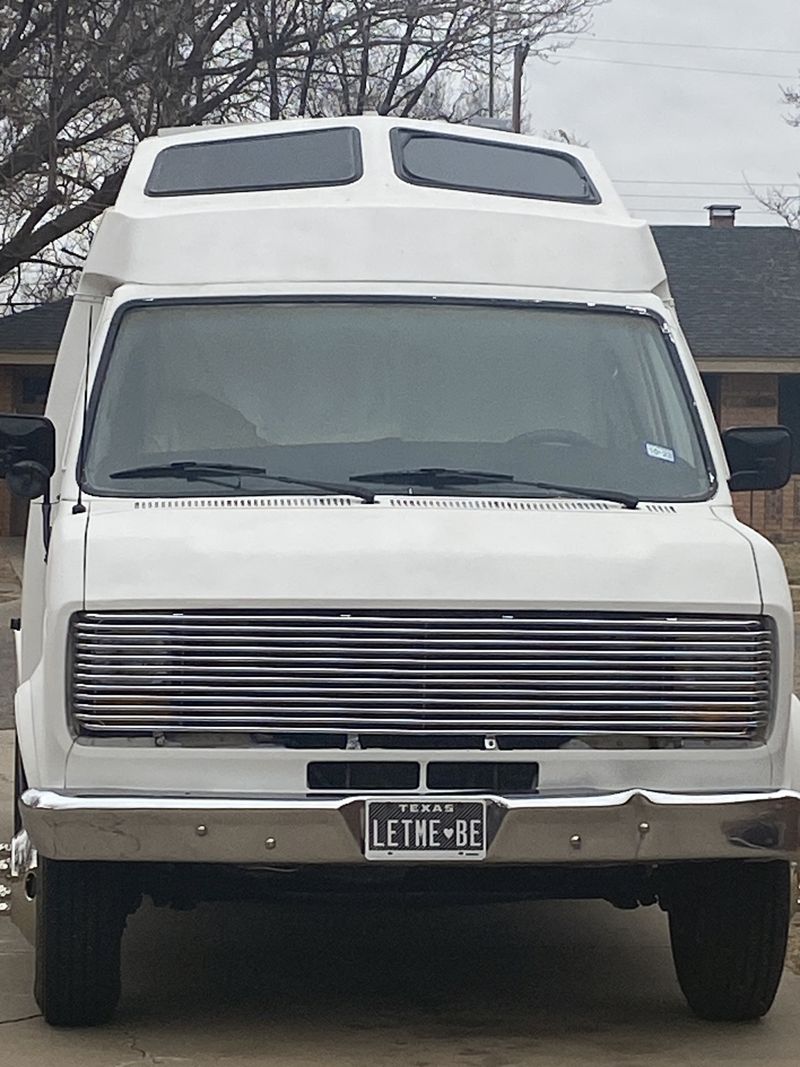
xmin=0 ymin=873 xmax=799 ymax=1065
xmin=0 ymin=536 xmax=23 ymax=732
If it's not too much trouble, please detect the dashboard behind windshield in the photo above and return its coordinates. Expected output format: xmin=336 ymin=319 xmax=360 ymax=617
xmin=82 ymin=300 xmax=713 ymax=502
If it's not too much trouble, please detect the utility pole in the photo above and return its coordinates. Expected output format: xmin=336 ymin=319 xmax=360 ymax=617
xmin=511 ymin=33 xmax=530 ymax=133
xmin=488 ymin=0 xmax=495 ymax=117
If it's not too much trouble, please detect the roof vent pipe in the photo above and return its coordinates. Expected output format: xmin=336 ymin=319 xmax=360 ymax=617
xmin=705 ymin=203 xmax=741 ymax=228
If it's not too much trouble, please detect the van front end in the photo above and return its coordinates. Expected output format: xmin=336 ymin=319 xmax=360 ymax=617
xmin=19 ymin=488 xmax=800 ymax=868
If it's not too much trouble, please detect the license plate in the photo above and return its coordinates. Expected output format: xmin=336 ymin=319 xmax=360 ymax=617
xmin=365 ymin=799 xmax=487 ymax=860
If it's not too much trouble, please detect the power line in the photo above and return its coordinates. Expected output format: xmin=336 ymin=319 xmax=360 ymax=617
xmin=614 ymin=178 xmax=799 ymax=186
xmin=621 ymin=192 xmax=770 ymax=200
xmin=559 ymin=54 xmax=797 ymax=79
xmin=629 ymin=201 xmax=767 ymax=209
xmin=626 ymin=203 xmax=772 ymax=211
xmin=630 ymin=207 xmax=768 ymax=215
xmin=577 ymin=35 xmax=800 ymax=56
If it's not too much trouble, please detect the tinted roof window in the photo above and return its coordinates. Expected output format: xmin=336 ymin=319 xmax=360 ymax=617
xmin=146 ymin=127 xmax=362 ymax=196
xmin=391 ymin=130 xmax=599 ymax=204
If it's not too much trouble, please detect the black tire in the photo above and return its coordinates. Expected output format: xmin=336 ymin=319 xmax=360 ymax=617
xmin=664 ymin=860 xmax=791 ymax=1022
xmin=34 ymin=857 xmax=140 ymax=1027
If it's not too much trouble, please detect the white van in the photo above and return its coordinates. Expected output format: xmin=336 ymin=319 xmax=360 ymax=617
xmin=1 ymin=117 xmax=798 ymax=1026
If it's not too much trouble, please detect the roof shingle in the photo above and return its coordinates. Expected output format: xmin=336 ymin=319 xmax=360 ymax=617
xmin=0 ymin=299 xmax=72 ymax=352
xmin=652 ymin=226 xmax=800 ymax=359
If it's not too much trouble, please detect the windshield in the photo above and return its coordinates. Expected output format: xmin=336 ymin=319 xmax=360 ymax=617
xmin=83 ymin=301 xmax=713 ymax=501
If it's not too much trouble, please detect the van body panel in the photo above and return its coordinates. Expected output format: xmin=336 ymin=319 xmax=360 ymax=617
xmin=8 ymin=122 xmax=798 ymax=970
xmin=82 ymin=500 xmax=759 ymax=612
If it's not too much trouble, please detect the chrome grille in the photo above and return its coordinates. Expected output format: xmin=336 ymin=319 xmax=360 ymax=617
xmin=70 ymin=611 xmax=774 ymax=742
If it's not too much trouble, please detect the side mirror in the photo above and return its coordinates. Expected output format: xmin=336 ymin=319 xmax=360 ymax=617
xmin=0 ymin=414 xmax=56 ymax=499
xmin=723 ymin=426 xmax=792 ymax=492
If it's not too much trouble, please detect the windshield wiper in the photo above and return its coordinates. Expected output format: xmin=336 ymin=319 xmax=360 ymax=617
xmin=109 ymin=462 xmax=376 ymax=502
xmin=350 ymin=466 xmax=512 ymax=488
xmin=349 ymin=467 xmax=638 ymax=509
xmin=512 ymin=478 xmax=638 ymax=510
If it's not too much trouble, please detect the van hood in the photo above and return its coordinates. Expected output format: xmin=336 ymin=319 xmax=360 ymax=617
xmin=82 ymin=497 xmax=761 ymax=613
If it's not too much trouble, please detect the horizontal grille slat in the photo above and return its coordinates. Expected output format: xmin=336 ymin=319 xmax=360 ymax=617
xmin=73 ymin=672 xmax=770 ymax=685
xmin=69 ymin=610 xmax=774 ymax=742
xmin=73 ymin=686 xmax=768 ymax=699
xmin=74 ymin=724 xmax=761 ymax=738
xmin=73 ymin=725 xmax=763 ymax=734
xmin=76 ymin=612 xmax=768 ymax=629
xmin=73 ymin=622 xmax=772 ymax=638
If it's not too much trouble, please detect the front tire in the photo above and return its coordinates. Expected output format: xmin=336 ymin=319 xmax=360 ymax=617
xmin=664 ymin=860 xmax=791 ymax=1021
xmin=34 ymin=857 xmax=140 ymax=1027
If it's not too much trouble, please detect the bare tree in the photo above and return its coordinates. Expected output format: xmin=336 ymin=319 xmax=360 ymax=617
xmin=1 ymin=0 xmax=602 ymax=310
xmin=1 ymin=0 xmax=271 ymax=307
xmin=758 ymin=184 xmax=800 ymax=229
xmin=759 ymin=76 xmax=800 ymax=228
xmin=784 ymin=80 xmax=800 ymax=128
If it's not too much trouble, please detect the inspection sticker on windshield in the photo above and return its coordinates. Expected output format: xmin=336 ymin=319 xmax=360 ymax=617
xmin=365 ymin=799 xmax=487 ymax=860
xmin=645 ymin=442 xmax=675 ymax=463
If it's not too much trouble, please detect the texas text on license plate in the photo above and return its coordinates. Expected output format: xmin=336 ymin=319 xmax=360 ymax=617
xmin=365 ymin=799 xmax=487 ymax=860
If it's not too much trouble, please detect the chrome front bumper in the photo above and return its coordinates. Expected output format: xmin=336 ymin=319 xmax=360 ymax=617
xmin=18 ymin=787 xmax=800 ymax=865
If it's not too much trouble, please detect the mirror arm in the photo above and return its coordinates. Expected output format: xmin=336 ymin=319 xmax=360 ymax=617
xmin=42 ymin=482 xmax=52 ymax=560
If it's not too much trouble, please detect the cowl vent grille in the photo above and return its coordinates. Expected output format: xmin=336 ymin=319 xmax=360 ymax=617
xmin=133 ymin=496 xmax=357 ymax=510
xmin=129 ymin=496 xmax=677 ymax=513
xmin=70 ymin=610 xmax=773 ymax=743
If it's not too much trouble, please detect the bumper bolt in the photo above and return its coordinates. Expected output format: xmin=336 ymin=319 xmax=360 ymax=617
xmin=265 ymin=837 xmax=277 ymax=851
xmin=569 ymin=834 xmax=581 ymax=849
xmin=195 ymin=825 xmax=208 ymax=837
xmin=638 ymin=821 xmax=651 ymax=835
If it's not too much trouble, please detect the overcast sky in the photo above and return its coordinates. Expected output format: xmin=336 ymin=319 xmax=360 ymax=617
xmin=528 ymin=0 xmax=799 ymax=225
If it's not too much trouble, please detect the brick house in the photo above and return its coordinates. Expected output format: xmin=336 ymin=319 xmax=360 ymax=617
xmin=0 ymin=216 xmax=798 ymax=538
xmin=653 ymin=213 xmax=800 ymax=539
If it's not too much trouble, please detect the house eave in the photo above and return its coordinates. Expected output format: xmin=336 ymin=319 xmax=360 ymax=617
xmin=696 ymin=357 xmax=800 ymax=374
xmin=0 ymin=349 xmax=57 ymax=366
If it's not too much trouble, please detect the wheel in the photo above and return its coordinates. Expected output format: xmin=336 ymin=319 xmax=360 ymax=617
xmin=663 ymin=860 xmax=791 ymax=1021
xmin=34 ymin=857 xmax=140 ymax=1027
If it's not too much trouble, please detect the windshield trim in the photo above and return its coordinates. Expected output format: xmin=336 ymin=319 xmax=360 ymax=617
xmin=77 ymin=296 xmax=718 ymax=504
